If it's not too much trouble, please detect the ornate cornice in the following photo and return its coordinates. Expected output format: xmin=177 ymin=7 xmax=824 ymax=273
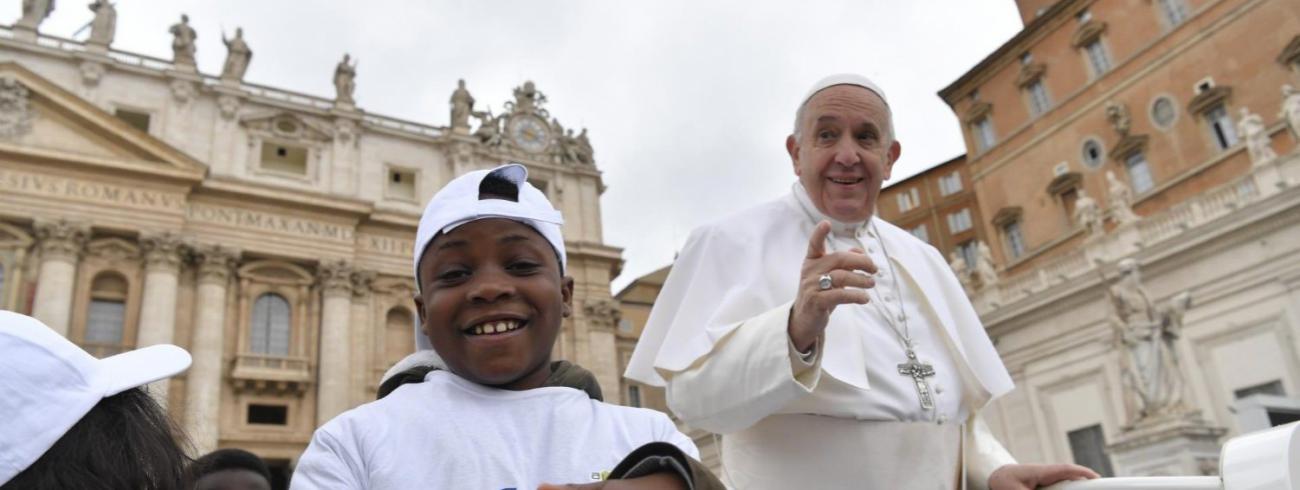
xmin=139 ymin=231 xmax=187 ymax=272
xmin=33 ymin=218 xmax=90 ymax=262
xmin=1070 ymin=20 xmax=1108 ymax=49
xmin=317 ymin=259 xmax=353 ymax=297
xmin=1109 ymin=134 xmax=1150 ymax=161
xmin=963 ymin=101 xmax=993 ymax=124
xmin=991 ymin=206 xmax=1024 ymax=227
xmin=1047 ymin=172 xmax=1083 ymax=196
xmin=1277 ymin=35 xmax=1300 ymax=67
xmin=1186 ymin=86 xmax=1232 ymax=115
xmin=1016 ymin=62 xmax=1048 ymax=88
xmin=192 ymin=244 xmax=240 ymax=285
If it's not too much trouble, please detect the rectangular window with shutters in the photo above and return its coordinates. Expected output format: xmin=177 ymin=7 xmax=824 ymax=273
xmin=1125 ymin=153 xmax=1155 ymax=194
xmin=947 ymin=208 xmax=972 ymax=234
xmin=1027 ymin=80 xmax=1052 ymax=117
xmin=1158 ymin=0 xmax=1190 ymax=27
xmin=972 ymin=118 xmax=996 ymax=153
xmin=938 ymin=172 xmax=963 ymax=196
xmin=1085 ymin=41 xmax=1112 ymax=76
xmin=896 ymin=188 xmax=920 ymax=213
xmin=1068 ymin=425 xmax=1116 ymax=477
xmin=1205 ymin=105 xmax=1238 ymax=151
xmin=909 ymin=225 xmax=929 ymax=244
xmin=1003 ymin=221 xmax=1026 ymax=259
xmin=957 ymin=241 xmax=977 ymax=268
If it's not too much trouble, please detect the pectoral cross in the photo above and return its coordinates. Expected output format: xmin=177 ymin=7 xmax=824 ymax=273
xmin=897 ymin=349 xmax=936 ymax=411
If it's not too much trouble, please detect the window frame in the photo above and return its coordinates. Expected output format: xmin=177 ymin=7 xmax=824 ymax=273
xmin=938 ymin=172 xmax=964 ymax=196
xmin=1003 ymin=220 xmax=1026 ymax=259
xmin=1204 ymin=104 xmax=1238 ymax=151
xmin=1124 ymin=152 xmax=1155 ymax=194
xmin=250 ymin=292 xmax=293 ymax=356
xmin=1026 ymin=79 xmax=1052 ymax=117
xmin=947 ymin=208 xmax=973 ymax=234
xmin=972 ymin=117 xmax=996 ymax=153
xmin=1084 ymin=40 xmax=1112 ymax=77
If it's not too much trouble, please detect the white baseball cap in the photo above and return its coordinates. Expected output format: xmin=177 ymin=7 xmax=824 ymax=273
xmin=411 ymin=162 xmax=566 ymax=350
xmin=0 ymin=310 xmax=192 ymax=484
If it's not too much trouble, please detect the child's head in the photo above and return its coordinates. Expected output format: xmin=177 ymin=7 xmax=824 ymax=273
xmin=412 ymin=163 xmax=573 ymax=390
xmin=0 ymin=311 xmax=192 ymax=488
xmin=189 ymin=448 xmax=272 ymax=490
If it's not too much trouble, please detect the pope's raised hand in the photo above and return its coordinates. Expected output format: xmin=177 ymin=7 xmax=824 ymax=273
xmin=788 ymin=220 xmax=877 ymax=352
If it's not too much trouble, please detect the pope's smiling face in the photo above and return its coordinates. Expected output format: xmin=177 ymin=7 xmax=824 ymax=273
xmin=787 ymin=85 xmax=901 ymax=223
xmin=414 ymin=218 xmax=572 ymax=391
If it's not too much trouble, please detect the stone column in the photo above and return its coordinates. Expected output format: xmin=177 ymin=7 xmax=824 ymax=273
xmin=348 ymin=271 xmax=375 ymax=405
xmin=183 ymin=244 xmax=239 ymax=456
xmin=316 ymin=260 xmax=353 ymax=424
xmin=31 ymin=219 xmax=90 ymax=336
xmin=135 ymin=232 xmax=187 ymax=405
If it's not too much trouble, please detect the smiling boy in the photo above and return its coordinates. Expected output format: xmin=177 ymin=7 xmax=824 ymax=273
xmin=291 ymin=164 xmax=708 ymax=490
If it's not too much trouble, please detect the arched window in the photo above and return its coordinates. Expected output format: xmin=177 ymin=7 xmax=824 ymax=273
xmin=250 ymin=293 xmax=291 ymax=355
xmin=85 ymin=272 xmax=128 ymax=349
xmin=384 ymin=307 xmax=415 ymax=366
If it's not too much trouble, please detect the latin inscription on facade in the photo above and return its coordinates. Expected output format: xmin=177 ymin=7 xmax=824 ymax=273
xmin=360 ymin=234 xmax=414 ymax=257
xmin=187 ymin=203 xmax=355 ymax=243
xmin=0 ymin=167 xmax=184 ymax=211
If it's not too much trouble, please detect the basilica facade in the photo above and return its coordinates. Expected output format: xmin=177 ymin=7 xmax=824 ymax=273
xmin=0 ymin=9 xmax=623 ymax=478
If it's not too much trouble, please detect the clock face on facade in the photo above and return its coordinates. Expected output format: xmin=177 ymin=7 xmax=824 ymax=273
xmin=508 ymin=115 xmax=550 ymax=153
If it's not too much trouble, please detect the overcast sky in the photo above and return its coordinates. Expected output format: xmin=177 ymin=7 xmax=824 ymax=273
xmin=17 ymin=1 xmax=1023 ymax=292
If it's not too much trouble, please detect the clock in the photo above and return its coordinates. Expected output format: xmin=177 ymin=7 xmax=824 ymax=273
xmin=508 ymin=115 xmax=551 ymax=153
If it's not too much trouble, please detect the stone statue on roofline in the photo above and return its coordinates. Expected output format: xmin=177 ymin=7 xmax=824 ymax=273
xmin=574 ymin=128 xmax=594 ymax=165
xmin=220 ymin=27 xmax=252 ymax=83
xmin=472 ymin=107 xmax=503 ymax=147
xmin=450 ymin=79 xmax=474 ymax=132
xmin=86 ymin=0 xmax=116 ymax=50
xmin=1075 ymin=192 xmax=1103 ymax=237
xmin=1237 ymin=107 xmax=1277 ymax=167
xmin=1107 ymin=258 xmax=1193 ymax=426
xmin=169 ymin=14 xmax=198 ymax=69
xmin=1106 ymin=170 xmax=1139 ymax=225
xmin=333 ymin=54 xmax=358 ymax=106
xmin=16 ymin=0 xmax=55 ymax=35
xmin=1281 ymin=84 xmax=1300 ymax=141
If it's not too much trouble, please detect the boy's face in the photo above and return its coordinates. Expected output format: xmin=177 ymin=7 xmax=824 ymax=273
xmin=414 ymin=218 xmax=573 ymax=390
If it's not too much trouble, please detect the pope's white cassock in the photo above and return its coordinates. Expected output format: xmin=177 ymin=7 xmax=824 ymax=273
xmin=625 ymin=182 xmax=1019 ymax=489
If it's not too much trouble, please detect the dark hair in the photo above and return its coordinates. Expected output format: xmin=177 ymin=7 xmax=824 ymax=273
xmin=188 ymin=448 xmax=271 ymax=484
xmin=2 ymin=387 xmax=191 ymax=490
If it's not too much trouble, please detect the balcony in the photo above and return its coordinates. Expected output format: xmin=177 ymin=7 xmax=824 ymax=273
xmin=229 ymin=353 xmax=312 ymax=395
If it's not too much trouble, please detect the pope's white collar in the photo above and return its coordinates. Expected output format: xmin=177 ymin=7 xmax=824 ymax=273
xmin=791 ymin=182 xmax=875 ymax=239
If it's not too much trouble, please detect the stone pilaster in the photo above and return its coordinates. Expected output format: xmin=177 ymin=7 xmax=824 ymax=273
xmin=31 ymin=219 xmax=90 ymax=336
xmin=583 ymin=298 xmax=623 ymax=405
xmin=316 ymin=259 xmax=353 ymax=424
xmin=184 ymin=244 xmax=239 ymax=456
xmin=135 ymin=231 xmax=187 ymax=406
xmin=348 ymin=270 xmax=375 ymax=404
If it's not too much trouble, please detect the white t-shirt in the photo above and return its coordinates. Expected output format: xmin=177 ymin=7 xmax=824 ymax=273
xmin=291 ymin=370 xmax=698 ymax=490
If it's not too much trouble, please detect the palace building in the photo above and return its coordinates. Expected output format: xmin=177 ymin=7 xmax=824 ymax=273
xmin=0 ymin=10 xmax=623 ymax=482
xmin=878 ymin=0 xmax=1300 ymax=477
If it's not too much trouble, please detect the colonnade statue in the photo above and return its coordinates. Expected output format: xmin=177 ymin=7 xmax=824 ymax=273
xmin=1107 ymin=258 xmax=1193 ymax=426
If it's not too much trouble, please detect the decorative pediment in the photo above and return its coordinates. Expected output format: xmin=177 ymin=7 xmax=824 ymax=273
xmin=1047 ymin=172 xmax=1083 ymax=196
xmin=1109 ymin=134 xmax=1150 ymax=161
xmin=240 ymin=112 xmax=334 ymax=143
xmin=1187 ymin=86 xmax=1233 ymax=115
xmin=0 ymin=62 xmax=207 ymax=182
xmin=991 ymin=206 xmax=1023 ymax=227
xmin=86 ymin=237 xmax=141 ymax=262
xmin=1016 ymin=62 xmax=1048 ymax=88
xmin=963 ymin=101 xmax=993 ymax=123
xmin=1071 ymin=20 xmax=1108 ymax=49
xmin=238 ymin=260 xmax=313 ymax=286
xmin=374 ymin=276 xmax=417 ymax=299
xmin=0 ymin=222 xmax=33 ymax=247
xmin=1277 ymin=35 xmax=1300 ymax=67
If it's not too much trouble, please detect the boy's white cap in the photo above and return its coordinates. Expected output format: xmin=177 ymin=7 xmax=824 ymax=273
xmin=412 ymin=162 xmax=565 ymax=351
xmin=0 ymin=310 xmax=192 ymax=484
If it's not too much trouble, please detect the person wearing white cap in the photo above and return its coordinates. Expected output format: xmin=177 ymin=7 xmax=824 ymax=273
xmin=0 ymin=310 xmax=193 ymax=488
xmin=624 ymin=75 xmax=1098 ymax=489
xmin=292 ymin=164 xmax=723 ymax=489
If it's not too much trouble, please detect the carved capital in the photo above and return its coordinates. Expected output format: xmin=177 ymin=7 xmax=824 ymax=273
xmin=350 ymin=269 xmax=376 ymax=300
xmin=33 ymin=218 xmax=90 ymax=262
xmin=79 ymin=61 xmax=107 ymax=88
xmin=139 ymin=231 xmax=187 ymax=272
xmin=192 ymin=244 xmax=240 ymax=285
xmin=317 ymin=259 xmax=354 ymax=297
xmin=169 ymin=79 xmax=197 ymax=104
xmin=583 ymin=298 xmax=622 ymax=332
xmin=217 ymin=94 xmax=242 ymax=120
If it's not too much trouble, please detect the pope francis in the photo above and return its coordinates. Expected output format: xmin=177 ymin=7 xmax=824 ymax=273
xmin=624 ymin=74 xmax=1098 ymax=489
